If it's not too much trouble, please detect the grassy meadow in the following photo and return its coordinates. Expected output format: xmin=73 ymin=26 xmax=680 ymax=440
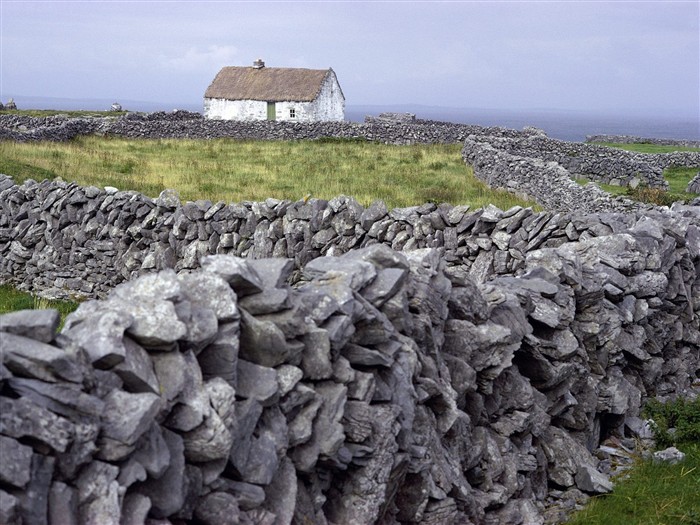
xmin=0 ymin=284 xmax=79 ymax=329
xmin=0 ymin=136 xmax=536 ymax=210
xmin=579 ymin=143 xmax=699 ymax=205
xmin=569 ymin=397 xmax=700 ymax=525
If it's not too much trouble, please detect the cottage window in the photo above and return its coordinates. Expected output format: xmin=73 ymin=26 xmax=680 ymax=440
xmin=289 ymin=108 xmax=296 ymax=118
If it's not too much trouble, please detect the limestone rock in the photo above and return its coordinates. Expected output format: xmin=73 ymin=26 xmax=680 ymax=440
xmin=0 ymin=309 xmax=59 ymax=343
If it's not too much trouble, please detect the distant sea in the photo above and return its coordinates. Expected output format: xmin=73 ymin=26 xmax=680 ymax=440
xmin=5 ymin=95 xmax=698 ymax=144
xmin=346 ymin=105 xmax=700 ymax=143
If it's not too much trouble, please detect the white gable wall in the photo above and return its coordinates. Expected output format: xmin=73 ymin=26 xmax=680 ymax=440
xmin=203 ymin=70 xmax=345 ymax=122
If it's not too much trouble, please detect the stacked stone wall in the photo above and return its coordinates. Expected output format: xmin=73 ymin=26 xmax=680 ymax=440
xmin=1 ymin=228 xmax=698 ymax=524
xmin=5 ymin=175 xmax=699 ymax=302
xmin=0 ymin=112 xmax=534 ymax=145
xmin=586 ymin=134 xmax=700 ymax=148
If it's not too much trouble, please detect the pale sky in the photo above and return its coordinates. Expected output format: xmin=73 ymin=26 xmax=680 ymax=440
xmin=1 ymin=0 xmax=698 ymax=118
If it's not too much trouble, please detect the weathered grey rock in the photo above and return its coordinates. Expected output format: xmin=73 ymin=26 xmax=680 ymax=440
xmin=182 ymin=378 xmax=236 ymax=462
xmin=162 ymin=350 xmax=208 ymax=434
xmin=325 ymin=404 xmax=400 ymax=524
xmin=100 ymin=389 xmax=162 ymax=449
xmin=301 ymin=326 xmax=334 ymax=380
xmin=0 ymin=396 xmax=74 ymax=452
xmin=1 ymin=332 xmax=85 ymax=382
xmin=238 ymin=309 xmax=293 ymax=367
xmin=18 ymin=454 xmax=54 ymax=525
xmin=542 ymin=427 xmax=596 ymax=488
xmin=113 ymin=337 xmax=159 ymax=394
xmin=6 ymin=376 xmax=104 ymax=419
xmin=120 ymin=493 xmax=151 ymax=525
xmin=276 ymin=364 xmax=303 ymax=396
xmin=113 ymin=297 xmax=186 ymax=348
xmin=196 ymin=321 xmax=239 ymax=386
xmin=228 ymin=398 xmax=264 ymax=476
xmin=0 ymin=490 xmax=20 ymax=525
xmin=194 ymin=492 xmax=241 ymax=525
xmin=235 ymin=361 xmax=278 ymax=409
xmin=303 ymin=256 xmax=377 ymax=291
xmin=61 ymin=305 xmax=133 ymax=367
xmin=575 ymin=465 xmax=613 ymax=494
xmin=200 ymin=254 xmax=264 ymax=296
xmin=110 ymin=268 xmax=182 ymax=302
xmin=290 ymin=381 xmax=347 ymax=472
xmin=175 ymin=301 xmax=219 ymax=352
xmin=0 ymin=435 xmax=33 ymax=488
xmin=286 ymin=389 xmax=322 ymax=447
xmin=49 ymin=482 xmax=79 ymax=525
xmin=239 ymin=287 xmax=290 ymax=315
xmin=76 ymin=460 xmax=120 ymax=525
xmin=156 ymin=188 xmax=180 ymax=209
xmin=178 ymin=271 xmax=239 ymax=322
xmin=263 ymin=456 xmax=297 ymax=525
xmin=151 ymin=350 xmax=188 ymax=402
xmin=653 ymin=446 xmax=686 ymax=465
xmin=246 ymin=257 xmax=295 ymax=288
xmin=686 ymin=172 xmax=700 ymax=194
xmin=135 ymin=428 xmax=187 ymax=519
xmin=129 ymin=423 xmax=171 ymax=479
xmin=0 ymin=309 xmax=59 ymax=343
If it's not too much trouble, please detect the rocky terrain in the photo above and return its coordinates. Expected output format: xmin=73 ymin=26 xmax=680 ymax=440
xmin=0 ymin=114 xmax=699 ymax=524
xmin=1 ymin=229 xmax=698 ymax=524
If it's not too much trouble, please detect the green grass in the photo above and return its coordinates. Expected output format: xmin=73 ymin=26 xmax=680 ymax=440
xmin=0 ymin=284 xmax=79 ymax=330
xmin=665 ymin=166 xmax=699 ymax=194
xmin=568 ymin=444 xmax=700 ymax=525
xmin=590 ymin=142 xmax=699 ymax=201
xmin=569 ymin=397 xmax=700 ymax=525
xmin=0 ymin=136 xmax=537 ymax=210
xmin=594 ymin=142 xmax=700 ymax=154
xmin=575 ymin=166 xmax=698 ymax=205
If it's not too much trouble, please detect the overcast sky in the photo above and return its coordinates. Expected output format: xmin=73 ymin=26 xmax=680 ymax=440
xmin=1 ymin=0 xmax=698 ymax=118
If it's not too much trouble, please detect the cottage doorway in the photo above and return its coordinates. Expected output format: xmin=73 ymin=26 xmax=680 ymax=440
xmin=267 ymin=102 xmax=276 ymax=121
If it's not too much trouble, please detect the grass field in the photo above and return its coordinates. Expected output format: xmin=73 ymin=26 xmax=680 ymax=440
xmin=578 ymin=143 xmax=699 ymax=204
xmin=569 ymin=396 xmax=700 ymax=525
xmin=0 ymin=136 xmax=536 ymax=210
xmin=568 ymin=444 xmax=700 ymax=525
xmin=0 ymin=284 xmax=79 ymax=329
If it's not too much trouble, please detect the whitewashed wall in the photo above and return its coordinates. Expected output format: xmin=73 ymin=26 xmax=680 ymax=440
xmin=203 ymin=70 xmax=345 ymax=122
xmin=203 ymin=99 xmax=267 ymax=121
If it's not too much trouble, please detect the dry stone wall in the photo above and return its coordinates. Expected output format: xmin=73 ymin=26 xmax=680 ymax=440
xmin=586 ymin=134 xmax=700 ymax=149
xmin=462 ymin=136 xmax=700 ymax=212
xmin=4 ymin=174 xmax=699 ymax=302
xmin=1 ymin=230 xmax=698 ymax=524
xmin=1 ymin=113 xmax=700 ymax=524
xmin=464 ymin=134 xmax=700 ymax=191
xmin=0 ymin=112 xmax=537 ymax=145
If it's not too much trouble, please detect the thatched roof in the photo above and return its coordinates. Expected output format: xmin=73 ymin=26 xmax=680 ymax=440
xmin=204 ymin=66 xmax=337 ymax=102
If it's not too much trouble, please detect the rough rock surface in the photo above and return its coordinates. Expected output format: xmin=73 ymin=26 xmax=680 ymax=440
xmin=0 ymin=236 xmax=698 ymax=524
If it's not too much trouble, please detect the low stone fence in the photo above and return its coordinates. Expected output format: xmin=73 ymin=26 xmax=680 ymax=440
xmin=1 ymin=226 xmax=698 ymax=524
xmin=5 ymin=174 xmax=699 ymax=301
xmin=461 ymin=137 xmax=645 ymax=213
xmin=586 ymin=134 xmax=700 ymax=148
xmin=465 ymin=135 xmax=700 ymax=190
xmin=462 ymin=134 xmax=700 ymax=211
xmin=0 ymin=112 xmax=537 ymax=145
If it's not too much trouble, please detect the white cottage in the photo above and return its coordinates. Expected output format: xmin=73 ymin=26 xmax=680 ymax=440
xmin=203 ymin=59 xmax=345 ymax=122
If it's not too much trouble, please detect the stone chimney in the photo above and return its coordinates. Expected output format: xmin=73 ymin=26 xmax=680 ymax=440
xmin=253 ymin=58 xmax=265 ymax=69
